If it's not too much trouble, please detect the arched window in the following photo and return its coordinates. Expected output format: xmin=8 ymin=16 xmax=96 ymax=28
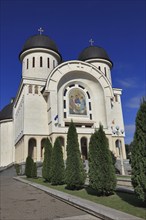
xmin=27 ymin=59 xmax=29 ymax=69
xmin=58 ymin=136 xmax=65 ymax=147
xmin=28 ymin=138 xmax=37 ymax=160
xmin=28 ymin=85 xmax=32 ymax=93
xmin=41 ymin=138 xmax=46 ymax=160
xmin=40 ymin=57 xmax=43 ymax=67
xmin=115 ymin=139 xmax=122 ymax=156
xmin=114 ymin=95 xmax=118 ymax=102
xmin=34 ymin=85 xmax=38 ymax=94
xmin=47 ymin=58 xmax=50 ymax=68
xmin=32 ymin=57 xmax=35 ymax=68
xmin=53 ymin=60 xmax=55 ymax=68
xmin=104 ymin=67 xmax=107 ymax=77
xmin=63 ymin=84 xmax=92 ymax=120
xmin=69 ymin=88 xmax=87 ymax=115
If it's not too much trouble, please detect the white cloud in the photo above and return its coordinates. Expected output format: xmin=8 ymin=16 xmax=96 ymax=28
xmin=117 ymin=78 xmax=137 ymax=88
xmin=126 ymin=96 xmax=141 ymax=108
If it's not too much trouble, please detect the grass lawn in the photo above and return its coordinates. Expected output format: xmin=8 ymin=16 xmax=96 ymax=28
xmin=26 ymin=177 xmax=146 ymax=219
xmin=117 ymin=175 xmax=131 ymax=179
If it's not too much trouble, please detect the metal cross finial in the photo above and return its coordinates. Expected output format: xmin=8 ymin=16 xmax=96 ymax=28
xmin=38 ymin=27 xmax=44 ymax=35
xmin=89 ymin=38 xmax=94 ymax=46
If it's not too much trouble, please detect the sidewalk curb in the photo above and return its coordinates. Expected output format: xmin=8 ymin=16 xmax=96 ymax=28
xmin=13 ymin=177 xmax=144 ymax=220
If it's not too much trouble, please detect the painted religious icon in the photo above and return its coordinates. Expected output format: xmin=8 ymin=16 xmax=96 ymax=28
xmin=69 ymin=89 xmax=87 ymax=115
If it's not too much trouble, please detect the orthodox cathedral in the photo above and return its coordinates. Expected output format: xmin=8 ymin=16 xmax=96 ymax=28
xmin=0 ymin=29 xmax=126 ymax=168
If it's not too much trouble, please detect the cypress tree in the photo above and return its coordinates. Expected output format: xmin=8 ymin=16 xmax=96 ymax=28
xmin=131 ymin=98 xmax=146 ymax=202
xmin=51 ymin=137 xmax=65 ymax=185
xmin=65 ymin=121 xmax=86 ymax=190
xmin=25 ymin=156 xmax=34 ymax=178
xmin=88 ymin=124 xmax=116 ymax=195
xmin=42 ymin=138 xmax=52 ymax=182
xmin=31 ymin=162 xmax=37 ymax=178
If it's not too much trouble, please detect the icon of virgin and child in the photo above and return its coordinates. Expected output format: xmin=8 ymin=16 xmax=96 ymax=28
xmin=69 ymin=89 xmax=87 ymax=115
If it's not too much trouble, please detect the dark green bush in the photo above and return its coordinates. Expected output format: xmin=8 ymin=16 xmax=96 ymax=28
xmin=42 ymin=138 xmax=52 ymax=182
xmin=131 ymin=98 xmax=146 ymax=202
xmin=25 ymin=156 xmax=34 ymax=178
xmin=51 ymin=137 xmax=65 ymax=185
xmin=88 ymin=124 xmax=116 ymax=196
xmin=65 ymin=121 xmax=86 ymax=190
xmin=31 ymin=162 xmax=37 ymax=178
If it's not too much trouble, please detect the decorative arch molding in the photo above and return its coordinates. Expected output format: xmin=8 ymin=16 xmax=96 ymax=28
xmin=45 ymin=61 xmax=113 ymax=98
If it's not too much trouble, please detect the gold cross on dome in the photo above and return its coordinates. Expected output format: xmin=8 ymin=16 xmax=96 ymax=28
xmin=89 ymin=38 xmax=94 ymax=46
xmin=38 ymin=27 xmax=44 ymax=35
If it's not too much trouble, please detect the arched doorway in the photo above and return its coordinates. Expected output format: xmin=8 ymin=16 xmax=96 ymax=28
xmin=58 ymin=136 xmax=65 ymax=147
xmin=81 ymin=137 xmax=88 ymax=160
xmin=41 ymin=138 xmax=46 ymax=161
xmin=28 ymin=138 xmax=37 ymax=160
xmin=115 ymin=139 xmax=122 ymax=156
xmin=58 ymin=136 xmax=65 ymax=159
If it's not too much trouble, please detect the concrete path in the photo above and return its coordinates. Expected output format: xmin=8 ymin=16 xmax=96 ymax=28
xmin=0 ymin=167 xmax=99 ymax=220
xmin=15 ymin=176 xmax=144 ymax=220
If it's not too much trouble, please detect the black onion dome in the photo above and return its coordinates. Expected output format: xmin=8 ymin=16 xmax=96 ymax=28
xmin=20 ymin=35 xmax=61 ymax=58
xmin=0 ymin=102 xmax=13 ymax=121
xmin=78 ymin=46 xmax=112 ymax=64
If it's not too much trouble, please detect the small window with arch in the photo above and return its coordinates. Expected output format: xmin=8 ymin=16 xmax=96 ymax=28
xmin=114 ymin=94 xmax=118 ymax=102
xmin=53 ymin=60 xmax=55 ymax=68
xmin=40 ymin=57 xmax=43 ymax=67
xmin=47 ymin=58 xmax=50 ymax=68
xmin=32 ymin=57 xmax=35 ymax=68
xmin=34 ymin=85 xmax=38 ymax=94
xmin=28 ymin=85 xmax=32 ymax=93
xmin=27 ymin=59 xmax=29 ymax=69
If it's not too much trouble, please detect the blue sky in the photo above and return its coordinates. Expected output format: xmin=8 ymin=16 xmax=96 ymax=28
xmin=0 ymin=0 xmax=146 ymax=144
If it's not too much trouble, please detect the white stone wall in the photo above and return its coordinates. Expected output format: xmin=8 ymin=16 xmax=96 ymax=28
xmin=86 ymin=59 xmax=112 ymax=85
xmin=21 ymin=49 xmax=60 ymax=80
xmin=15 ymin=135 xmax=48 ymax=163
xmin=111 ymin=88 xmax=125 ymax=131
xmin=14 ymin=95 xmax=24 ymax=143
xmin=0 ymin=120 xmax=14 ymax=167
xmin=23 ymin=84 xmax=49 ymax=135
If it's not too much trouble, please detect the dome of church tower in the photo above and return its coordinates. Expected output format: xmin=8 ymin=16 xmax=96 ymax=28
xmin=19 ymin=34 xmax=62 ymax=60
xmin=78 ymin=46 xmax=112 ymax=64
xmin=0 ymin=100 xmax=14 ymax=121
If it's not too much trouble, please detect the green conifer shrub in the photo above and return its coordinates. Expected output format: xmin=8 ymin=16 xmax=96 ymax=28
xmin=131 ymin=98 xmax=146 ymax=202
xmin=31 ymin=162 xmax=37 ymax=178
xmin=42 ymin=138 xmax=52 ymax=182
xmin=51 ymin=137 xmax=65 ymax=185
xmin=65 ymin=121 xmax=86 ymax=190
xmin=88 ymin=124 xmax=116 ymax=195
xmin=25 ymin=156 xmax=34 ymax=178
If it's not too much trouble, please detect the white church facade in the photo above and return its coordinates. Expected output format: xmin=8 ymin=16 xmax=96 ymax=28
xmin=0 ymin=31 xmax=126 ymax=168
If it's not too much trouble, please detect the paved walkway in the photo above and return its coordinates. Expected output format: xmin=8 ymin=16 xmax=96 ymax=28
xmin=0 ymin=168 xmax=99 ymax=220
xmin=15 ymin=176 xmax=143 ymax=220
